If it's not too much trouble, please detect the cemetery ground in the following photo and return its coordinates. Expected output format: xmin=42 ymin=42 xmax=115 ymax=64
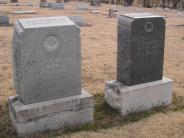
xmin=0 ymin=1 xmax=184 ymax=137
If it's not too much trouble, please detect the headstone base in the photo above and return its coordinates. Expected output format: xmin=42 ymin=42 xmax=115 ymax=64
xmin=9 ymin=90 xmax=94 ymax=136
xmin=105 ymin=77 xmax=173 ymax=116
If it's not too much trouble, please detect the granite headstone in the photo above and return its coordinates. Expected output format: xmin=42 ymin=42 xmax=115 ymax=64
xmin=0 ymin=15 xmax=9 ymax=25
xmin=117 ymin=13 xmax=165 ymax=86
xmin=12 ymin=16 xmax=81 ymax=104
xmin=51 ymin=3 xmax=64 ymax=9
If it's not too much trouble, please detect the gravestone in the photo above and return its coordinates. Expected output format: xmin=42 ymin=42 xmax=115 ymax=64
xmin=105 ymin=13 xmax=173 ymax=116
xmin=0 ymin=15 xmax=9 ymax=25
xmin=90 ymin=0 xmax=98 ymax=6
xmin=13 ymin=10 xmax=35 ymax=14
xmin=48 ymin=2 xmax=52 ymax=7
xmin=77 ymin=3 xmax=89 ymax=10
xmin=9 ymin=16 xmax=94 ymax=136
xmin=117 ymin=13 xmax=165 ymax=86
xmin=12 ymin=16 xmax=81 ymax=104
xmin=51 ymin=3 xmax=64 ymax=9
xmin=108 ymin=8 xmax=117 ymax=18
xmin=14 ymin=2 xmax=33 ymax=6
xmin=68 ymin=16 xmax=88 ymax=27
xmin=0 ymin=0 xmax=7 ymax=4
xmin=39 ymin=2 xmax=49 ymax=8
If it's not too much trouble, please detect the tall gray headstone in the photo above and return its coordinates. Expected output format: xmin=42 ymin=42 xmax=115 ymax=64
xmin=12 ymin=16 xmax=81 ymax=104
xmin=117 ymin=13 xmax=165 ymax=86
xmin=9 ymin=16 xmax=94 ymax=136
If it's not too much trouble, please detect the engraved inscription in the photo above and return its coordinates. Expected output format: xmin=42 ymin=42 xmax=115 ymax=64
xmin=44 ymin=35 xmax=59 ymax=51
xmin=123 ymin=36 xmax=162 ymax=56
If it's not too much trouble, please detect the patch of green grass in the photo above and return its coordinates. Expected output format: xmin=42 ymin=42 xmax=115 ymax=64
xmin=0 ymin=103 xmax=16 ymax=138
xmin=1 ymin=93 xmax=184 ymax=138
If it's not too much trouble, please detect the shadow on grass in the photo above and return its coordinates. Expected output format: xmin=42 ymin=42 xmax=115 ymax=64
xmin=0 ymin=93 xmax=184 ymax=138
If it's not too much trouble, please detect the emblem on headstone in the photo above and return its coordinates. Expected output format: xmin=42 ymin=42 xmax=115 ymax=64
xmin=145 ymin=22 xmax=154 ymax=32
xmin=44 ymin=35 xmax=59 ymax=51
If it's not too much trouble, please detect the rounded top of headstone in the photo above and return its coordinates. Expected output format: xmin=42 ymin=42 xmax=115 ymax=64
xmin=18 ymin=16 xmax=76 ymax=29
xmin=121 ymin=13 xmax=163 ymax=19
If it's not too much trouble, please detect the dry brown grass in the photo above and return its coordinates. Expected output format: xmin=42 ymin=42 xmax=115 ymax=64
xmin=0 ymin=1 xmax=184 ymax=138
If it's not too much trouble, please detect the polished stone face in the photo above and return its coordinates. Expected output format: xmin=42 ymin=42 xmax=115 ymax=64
xmin=117 ymin=13 xmax=165 ymax=86
xmin=12 ymin=16 xmax=81 ymax=104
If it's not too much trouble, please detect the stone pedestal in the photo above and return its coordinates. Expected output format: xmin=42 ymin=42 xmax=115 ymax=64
xmin=9 ymin=90 xmax=93 ymax=136
xmin=105 ymin=78 xmax=173 ymax=116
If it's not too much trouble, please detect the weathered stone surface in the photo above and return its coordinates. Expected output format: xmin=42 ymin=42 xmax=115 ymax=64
xmin=68 ymin=16 xmax=87 ymax=26
xmin=117 ymin=13 xmax=165 ymax=86
xmin=9 ymin=90 xmax=94 ymax=136
xmin=51 ymin=3 xmax=64 ymax=9
xmin=0 ymin=15 xmax=9 ymax=25
xmin=105 ymin=77 xmax=173 ymax=116
xmin=12 ymin=16 xmax=81 ymax=104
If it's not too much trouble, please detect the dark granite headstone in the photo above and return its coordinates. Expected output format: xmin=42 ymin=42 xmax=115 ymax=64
xmin=117 ymin=13 xmax=165 ymax=86
xmin=0 ymin=15 xmax=9 ymax=25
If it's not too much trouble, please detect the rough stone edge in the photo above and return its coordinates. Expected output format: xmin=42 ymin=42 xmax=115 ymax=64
xmin=105 ymin=77 xmax=173 ymax=116
xmin=9 ymin=89 xmax=94 ymax=136
xmin=9 ymin=89 xmax=93 ymax=123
